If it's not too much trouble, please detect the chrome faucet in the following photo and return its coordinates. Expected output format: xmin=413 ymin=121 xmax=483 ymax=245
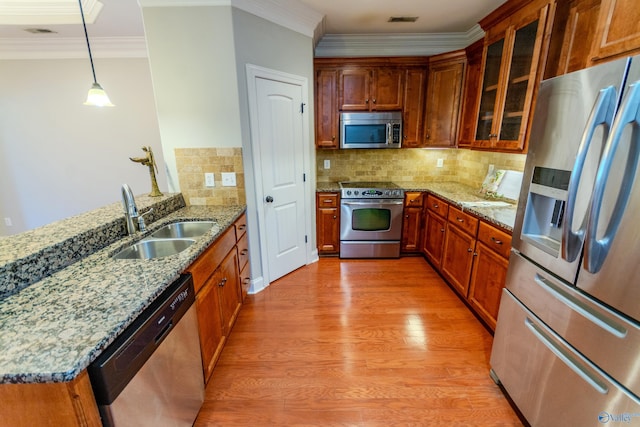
xmin=121 ymin=184 xmax=139 ymax=235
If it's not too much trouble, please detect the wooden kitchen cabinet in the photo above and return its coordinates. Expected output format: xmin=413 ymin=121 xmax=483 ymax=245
xmin=316 ymin=192 xmax=340 ymax=254
xmin=441 ymin=207 xmax=479 ymax=297
xmin=545 ymin=0 xmax=601 ymax=77
xmin=401 ymin=192 xmax=424 ymax=252
xmin=423 ymin=51 xmax=466 ymax=147
xmin=458 ymin=39 xmax=484 ymax=147
xmin=468 ymin=222 xmax=512 ymax=330
xmin=402 ymin=67 xmax=428 ymax=148
xmin=590 ymin=0 xmax=640 ymax=63
xmin=0 ymin=370 xmax=101 ymax=427
xmin=473 ymin=0 xmax=554 ymax=152
xmin=187 ymin=216 xmax=246 ymax=383
xmin=315 ymin=69 xmax=339 ymax=148
xmin=339 ymin=67 xmax=404 ymax=111
xmin=421 ymin=194 xmax=450 ymax=267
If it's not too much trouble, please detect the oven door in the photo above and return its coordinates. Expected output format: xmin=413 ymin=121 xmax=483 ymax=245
xmin=340 ymin=199 xmax=403 ymax=241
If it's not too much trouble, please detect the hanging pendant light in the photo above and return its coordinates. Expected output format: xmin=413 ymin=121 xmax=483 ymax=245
xmin=78 ymin=0 xmax=114 ymax=107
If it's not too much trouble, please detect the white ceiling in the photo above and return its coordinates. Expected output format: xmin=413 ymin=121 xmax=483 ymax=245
xmin=0 ymin=0 xmax=507 ymax=58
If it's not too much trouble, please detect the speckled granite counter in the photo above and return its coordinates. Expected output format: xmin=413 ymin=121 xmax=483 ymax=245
xmin=0 ymin=202 xmax=245 ymax=384
xmin=317 ymin=181 xmax=517 ymax=231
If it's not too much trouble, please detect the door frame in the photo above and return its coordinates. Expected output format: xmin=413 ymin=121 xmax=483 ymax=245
xmin=245 ymin=64 xmax=317 ymax=291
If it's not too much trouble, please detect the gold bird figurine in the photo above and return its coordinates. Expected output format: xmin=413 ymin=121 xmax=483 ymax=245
xmin=130 ymin=146 xmax=163 ymax=197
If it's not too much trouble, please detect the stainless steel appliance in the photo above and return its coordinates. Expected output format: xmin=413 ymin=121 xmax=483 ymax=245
xmin=340 ymin=111 xmax=402 ymax=149
xmin=89 ymin=274 xmax=204 ymax=427
xmin=339 ymin=181 xmax=404 ymax=258
xmin=490 ymin=56 xmax=640 ymax=425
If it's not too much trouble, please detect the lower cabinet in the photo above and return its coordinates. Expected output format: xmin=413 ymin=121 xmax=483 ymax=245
xmin=422 ymin=195 xmax=512 ymax=331
xmin=401 ymin=192 xmax=424 ymax=252
xmin=187 ymin=213 xmax=246 ymax=383
xmin=316 ymin=192 xmax=340 ymax=254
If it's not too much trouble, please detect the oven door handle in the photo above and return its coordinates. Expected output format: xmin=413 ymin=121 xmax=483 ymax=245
xmin=341 ymin=200 xmax=403 ymax=207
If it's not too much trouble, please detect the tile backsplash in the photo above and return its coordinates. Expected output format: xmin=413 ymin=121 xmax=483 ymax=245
xmin=316 ymin=148 xmax=526 ymax=189
xmin=175 ymin=147 xmax=246 ymax=206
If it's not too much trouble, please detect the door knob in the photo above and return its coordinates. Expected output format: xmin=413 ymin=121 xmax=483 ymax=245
xmin=266 ymin=196 xmax=274 ymax=203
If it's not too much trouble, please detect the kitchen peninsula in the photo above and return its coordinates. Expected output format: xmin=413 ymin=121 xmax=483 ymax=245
xmin=0 ymin=193 xmax=245 ymax=425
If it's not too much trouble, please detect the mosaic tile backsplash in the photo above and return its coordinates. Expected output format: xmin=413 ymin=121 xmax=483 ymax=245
xmin=316 ymin=148 xmax=526 ymax=189
xmin=175 ymin=147 xmax=246 ymax=206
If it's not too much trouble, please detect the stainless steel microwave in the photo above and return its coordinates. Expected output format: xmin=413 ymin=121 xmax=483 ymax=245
xmin=340 ymin=111 xmax=402 ymax=149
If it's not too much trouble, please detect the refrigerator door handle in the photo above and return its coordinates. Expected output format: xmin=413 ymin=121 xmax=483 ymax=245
xmin=534 ymin=274 xmax=627 ymax=338
xmin=585 ymin=81 xmax=640 ymax=273
xmin=562 ymin=85 xmax=618 ymax=263
xmin=524 ymin=317 xmax=609 ymax=395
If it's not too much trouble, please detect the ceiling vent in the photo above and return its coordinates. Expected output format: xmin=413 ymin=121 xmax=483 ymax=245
xmin=388 ymin=16 xmax=419 ymax=23
xmin=24 ymin=28 xmax=57 ymax=34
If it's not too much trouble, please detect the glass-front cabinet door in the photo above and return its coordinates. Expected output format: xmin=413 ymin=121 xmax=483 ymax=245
xmin=473 ymin=4 xmax=550 ymax=152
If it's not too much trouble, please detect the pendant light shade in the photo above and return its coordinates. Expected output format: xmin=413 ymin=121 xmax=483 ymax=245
xmin=79 ymin=0 xmax=114 ymax=107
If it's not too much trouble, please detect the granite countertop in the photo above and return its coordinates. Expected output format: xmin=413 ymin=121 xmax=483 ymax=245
xmin=0 ymin=203 xmax=245 ymax=384
xmin=317 ymin=181 xmax=517 ymax=231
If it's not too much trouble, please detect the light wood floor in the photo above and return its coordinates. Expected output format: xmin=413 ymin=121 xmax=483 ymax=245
xmin=194 ymin=257 xmax=523 ymax=426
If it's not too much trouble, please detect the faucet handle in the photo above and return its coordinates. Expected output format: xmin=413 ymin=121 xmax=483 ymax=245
xmin=138 ymin=208 xmax=153 ymax=232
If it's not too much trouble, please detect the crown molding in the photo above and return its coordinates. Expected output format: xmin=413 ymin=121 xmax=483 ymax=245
xmin=0 ymin=0 xmax=103 ymax=25
xmin=314 ymin=25 xmax=485 ymax=57
xmin=138 ymin=0 xmax=324 ymax=38
xmin=0 ymin=37 xmax=149 ymax=60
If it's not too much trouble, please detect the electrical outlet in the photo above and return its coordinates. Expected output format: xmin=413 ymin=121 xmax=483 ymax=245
xmin=436 ymin=158 xmax=444 ymax=168
xmin=324 ymin=159 xmax=331 ymax=169
xmin=205 ymin=173 xmax=215 ymax=187
xmin=4 ymin=217 xmax=12 ymax=227
xmin=221 ymin=172 xmax=237 ymax=187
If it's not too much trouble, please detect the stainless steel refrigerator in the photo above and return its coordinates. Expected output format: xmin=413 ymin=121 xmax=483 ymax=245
xmin=490 ymin=55 xmax=640 ymax=426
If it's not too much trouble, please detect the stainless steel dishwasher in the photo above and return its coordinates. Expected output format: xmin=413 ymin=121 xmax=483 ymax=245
xmin=88 ymin=274 xmax=204 ymax=427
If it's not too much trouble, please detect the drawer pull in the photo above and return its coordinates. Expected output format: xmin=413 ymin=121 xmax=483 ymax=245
xmin=237 ymin=225 xmax=246 ymax=231
xmin=219 ymin=277 xmax=228 ymax=287
xmin=241 ymin=249 xmax=248 ymax=255
xmin=491 ymin=236 xmax=503 ymax=245
xmin=243 ymin=278 xmax=251 ymax=284
xmin=323 ymin=199 xmax=333 ymax=203
xmin=433 ymin=203 xmax=439 ymax=208
xmin=456 ymin=217 xmax=465 ymax=223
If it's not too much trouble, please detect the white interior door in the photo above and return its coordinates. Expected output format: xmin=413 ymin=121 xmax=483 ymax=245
xmin=249 ymin=69 xmax=308 ymax=283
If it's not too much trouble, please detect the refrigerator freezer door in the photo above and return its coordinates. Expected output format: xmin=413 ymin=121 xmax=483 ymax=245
xmin=491 ymin=289 xmax=640 ymax=426
xmin=577 ymin=60 xmax=640 ymax=323
xmin=506 ymin=251 xmax=640 ymax=395
xmin=511 ymin=57 xmax=629 ymax=283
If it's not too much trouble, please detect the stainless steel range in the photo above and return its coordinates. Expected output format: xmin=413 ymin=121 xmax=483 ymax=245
xmin=339 ymin=181 xmax=404 ymax=258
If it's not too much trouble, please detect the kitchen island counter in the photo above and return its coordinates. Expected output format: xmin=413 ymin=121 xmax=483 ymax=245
xmin=0 ymin=203 xmax=245 ymax=384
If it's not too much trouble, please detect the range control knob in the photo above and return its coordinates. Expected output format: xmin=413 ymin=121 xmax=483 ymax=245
xmin=354 ymin=190 xmax=359 ymax=196
xmin=346 ymin=190 xmax=352 ymax=196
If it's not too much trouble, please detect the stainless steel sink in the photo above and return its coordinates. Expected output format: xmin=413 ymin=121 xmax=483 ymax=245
xmin=113 ymin=238 xmax=196 ymax=260
xmin=150 ymin=221 xmax=216 ymax=239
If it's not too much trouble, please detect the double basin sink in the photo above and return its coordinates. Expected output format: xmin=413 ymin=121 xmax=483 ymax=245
xmin=113 ymin=221 xmax=216 ymax=260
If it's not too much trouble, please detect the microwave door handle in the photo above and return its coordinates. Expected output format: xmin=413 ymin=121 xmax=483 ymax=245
xmin=585 ymin=81 xmax=640 ymax=274
xmin=386 ymin=123 xmax=392 ymax=145
xmin=562 ymin=86 xmax=618 ymax=262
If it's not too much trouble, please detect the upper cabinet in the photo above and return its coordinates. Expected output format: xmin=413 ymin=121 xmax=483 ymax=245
xmin=458 ymin=40 xmax=484 ymax=147
xmin=591 ymin=0 xmax=640 ymax=63
xmin=472 ymin=0 xmax=554 ymax=153
xmin=315 ymin=69 xmax=339 ymax=148
xmin=402 ymin=67 xmax=428 ymax=148
xmin=423 ymin=51 xmax=466 ymax=148
xmin=339 ymin=67 xmax=404 ymax=111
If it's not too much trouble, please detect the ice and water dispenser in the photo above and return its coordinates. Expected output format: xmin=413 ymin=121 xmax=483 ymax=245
xmin=521 ymin=167 xmax=572 ymax=257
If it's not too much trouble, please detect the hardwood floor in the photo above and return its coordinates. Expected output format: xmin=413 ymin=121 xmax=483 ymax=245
xmin=194 ymin=257 xmax=523 ymax=426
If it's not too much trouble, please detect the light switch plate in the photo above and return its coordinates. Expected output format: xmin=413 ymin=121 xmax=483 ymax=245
xmin=205 ymin=173 xmax=215 ymax=187
xmin=221 ymin=172 xmax=237 ymax=187
xmin=436 ymin=158 xmax=444 ymax=168
xmin=324 ymin=159 xmax=330 ymax=169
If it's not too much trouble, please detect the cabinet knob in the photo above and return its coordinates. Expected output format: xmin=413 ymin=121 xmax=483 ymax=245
xmin=333 ymin=215 xmax=337 ymax=219
xmin=440 ymin=228 xmax=445 ymax=233
xmin=332 ymin=135 xmax=336 ymax=140
xmin=372 ymin=98 xmax=376 ymax=104
xmin=365 ymin=98 xmax=369 ymax=103
xmin=467 ymin=248 xmax=473 ymax=253
xmin=219 ymin=277 xmax=228 ymax=287
xmin=405 ymin=214 xmax=409 ymax=218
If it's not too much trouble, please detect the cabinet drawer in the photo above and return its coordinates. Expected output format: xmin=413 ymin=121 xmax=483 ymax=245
xmin=239 ymin=261 xmax=251 ymax=301
xmin=404 ymin=192 xmax=424 ymax=207
xmin=426 ymin=194 xmax=449 ymax=217
xmin=234 ymin=212 xmax=247 ymax=240
xmin=447 ymin=206 xmax=478 ymax=237
xmin=317 ymin=192 xmax=339 ymax=208
xmin=237 ymin=233 xmax=249 ymax=271
xmin=477 ymin=221 xmax=512 ymax=259
xmin=187 ymin=225 xmax=236 ymax=293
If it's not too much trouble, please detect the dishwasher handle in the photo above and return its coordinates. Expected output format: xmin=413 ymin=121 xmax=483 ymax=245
xmin=88 ymin=274 xmax=196 ymax=405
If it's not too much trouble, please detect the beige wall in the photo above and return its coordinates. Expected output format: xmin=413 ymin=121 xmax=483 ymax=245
xmin=316 ymin=148 xmax=526 ymax=188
